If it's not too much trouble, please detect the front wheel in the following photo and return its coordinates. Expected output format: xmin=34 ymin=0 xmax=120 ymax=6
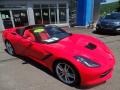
xmin=5 ymin=41 xmax=15 ymax=56
xmin=54 ymin=61 xmax=80 ymax=86
xmin=96 ymin=27 xmax=101 ymax=33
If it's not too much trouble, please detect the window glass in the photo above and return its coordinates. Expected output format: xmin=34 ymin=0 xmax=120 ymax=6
xmin=0 ymin=5 xmax=4 ymax=8
xmin=0 ymin=10 xmax=13 ymax=29
xmin=33 ymin=5 xmax=40 ymax=8
xmin=49 ymin=4 xmax=57 ymax=8
xmin=12 ymin=10 xmax=28 ymax=27
xmin=41 ymin=4 xmax=49 ymax=8
xmin=59 ymin=8 xmax=66 ymax=23
xmin=34 ymin=9 xmax=42 ymax=24
xmin=0 ymin=4 xmax=26 ymax=9
xmin=105 ymin=13 xmax=120 ymax=19
xmin=45 ymin=26 xmax=70 ymax=40
xmin=59 ymin=4 xmax=66 ymax=8
xmin=50 ymin=8 xmax=57 ymax=24
xmin=42 ymin=8 xmax=50 ymax=24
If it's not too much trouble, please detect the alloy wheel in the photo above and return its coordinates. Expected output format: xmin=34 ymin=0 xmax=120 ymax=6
xmin=5 ymin=41 xmax=14 ymax=55
xmin=55 ymin=62 xmax=77 ymax=85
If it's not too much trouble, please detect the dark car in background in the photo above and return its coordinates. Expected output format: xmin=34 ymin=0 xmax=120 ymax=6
xmin=96 ymin=12 xmax=120 ymax=34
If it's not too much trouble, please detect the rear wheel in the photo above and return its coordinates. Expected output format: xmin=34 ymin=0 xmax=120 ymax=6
xmin=54 ymin=61 xmax=80 ymax=86
xmin=5 ymin=41 xmax=15 ymax=56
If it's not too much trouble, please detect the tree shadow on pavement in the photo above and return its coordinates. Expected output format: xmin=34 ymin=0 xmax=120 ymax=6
xmin=4 ymin=49 xmax=107 ymax=89
xmin=92 ymin=30 xmax=118 ymax=36
xmin=17 ymin=55 xmax=53 ymax=76
xmin=16 ymin=55 xmax=107 ymax=89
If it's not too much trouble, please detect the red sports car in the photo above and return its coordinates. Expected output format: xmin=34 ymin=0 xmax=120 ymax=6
xmin=2 ymin=25 xmax=115 ymax=86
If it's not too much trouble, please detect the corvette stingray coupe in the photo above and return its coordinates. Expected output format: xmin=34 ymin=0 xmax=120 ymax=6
xmin=2 ymin=25 xmax=115 ymax=86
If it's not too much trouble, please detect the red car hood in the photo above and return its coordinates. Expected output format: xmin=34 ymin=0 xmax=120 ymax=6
xmin=45 ymin=34 xmax=114 ymax=66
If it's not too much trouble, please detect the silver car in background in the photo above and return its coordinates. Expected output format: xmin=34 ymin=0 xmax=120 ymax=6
xmin=96 ymin=12 xmax=120 ymax=34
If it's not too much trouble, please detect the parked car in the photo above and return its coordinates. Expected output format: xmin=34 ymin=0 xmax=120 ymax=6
xmin=2 ymin=25 xmax=115 ymax=86
xmin=96 ymin=12 xmax=120 ymax=34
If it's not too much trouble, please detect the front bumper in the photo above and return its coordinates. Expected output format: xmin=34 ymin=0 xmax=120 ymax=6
xmin=76 ymin=59 xmax=115 ymax=86
xmin=96 ymin=24 xmax=120 ymax=33
xmin=80 ymin=68 xmax=113 ymax=86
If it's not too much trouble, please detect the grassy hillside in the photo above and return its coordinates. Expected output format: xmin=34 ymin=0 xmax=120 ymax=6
xmin=100 ymin=2 xmax=119 ymax=16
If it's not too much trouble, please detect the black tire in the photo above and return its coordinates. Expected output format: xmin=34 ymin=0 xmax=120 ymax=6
xmin=54 ymin=61 xmax=80 ymax=86
xmin=116 ymin=31 xmax=120 ymax=35
xmin=5 ymin=41 xmax=15 ymax=56
xmin=96 ymin=27 xmax=101 ymax=33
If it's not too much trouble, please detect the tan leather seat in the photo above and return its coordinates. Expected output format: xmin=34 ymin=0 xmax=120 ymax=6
xmin=39 ymin=31 xmax=49 ymax=40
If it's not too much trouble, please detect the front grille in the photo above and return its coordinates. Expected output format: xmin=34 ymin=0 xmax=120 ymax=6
xmin=101 ymin=21 xmax=114 ymax=29
xmin=101 ymin=24 xmax=113 ymax=28
xmin=100 ymin=68 xmax=112 ymax=78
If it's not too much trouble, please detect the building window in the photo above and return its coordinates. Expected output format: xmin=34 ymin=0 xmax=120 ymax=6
xmin=33 ymin=4 xmax=57 ymax=24
xmin=50 ymin=8 xmax=57 ymax=24
xmin=34 ymin=9 xmax=42 ymax=24
xmin=59 ymin=4 xmax=67 ymax=23
xmin=0 ymin=10 xmax=13 ymax=29
xmin=12 ymin=10 xmax=28 ymax=27
xmin=0 ymin=5 xmax=5 ymax=8
xmin=59 ymin=4 xmax=66 ymax=8
xmin=42 ymin=8 xmax=50 ymax=24
xmin=49 ymin=4 xmax=57 ymax=8
xmin=41 ymin=4 xmax=49 ymax=8
xmin=0 ymin=4 xmax=26 ymax=9
xmin=33 ymin=5 xmax=40 ymax=9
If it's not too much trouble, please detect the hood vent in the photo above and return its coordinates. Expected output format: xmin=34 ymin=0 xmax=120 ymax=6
xmin=85 ymin=43 xmax=96 ymax=50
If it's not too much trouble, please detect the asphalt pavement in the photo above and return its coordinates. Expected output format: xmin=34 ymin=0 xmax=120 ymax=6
xmin=0 ymin=28 xmax=120 ymax=90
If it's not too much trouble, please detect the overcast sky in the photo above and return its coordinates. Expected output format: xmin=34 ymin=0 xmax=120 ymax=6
xmin=106 ymin=0 xmax=118 ymax=3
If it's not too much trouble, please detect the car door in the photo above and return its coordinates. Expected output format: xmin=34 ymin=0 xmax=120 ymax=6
xmin=26 ymin=42 xmax=52 ymax=63
xmin=5 ymin=30 xmax=31 ymax=55
xmin=12 ymin=34 xmax=33 ymax=55
xmin=13 ymin=34 xmax=49 ymax=61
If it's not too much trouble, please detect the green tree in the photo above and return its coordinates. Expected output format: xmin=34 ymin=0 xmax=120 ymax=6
xmin=116 ymin=0 xmax=120 ymax=11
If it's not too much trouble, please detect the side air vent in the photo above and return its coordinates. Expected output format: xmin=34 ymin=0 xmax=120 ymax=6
xmin=85 ymin=43 xmax=96 ymax=50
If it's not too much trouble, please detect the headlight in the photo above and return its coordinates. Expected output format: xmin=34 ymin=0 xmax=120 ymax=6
xmin=74 ymin=56 xmax=100 ymax=68
xmin=116 ymin=28 xmax=120 ymax=31
xmin=113 ymin=22 xmax=120 ymax=26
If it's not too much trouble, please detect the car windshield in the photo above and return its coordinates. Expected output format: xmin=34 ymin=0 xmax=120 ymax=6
xmin=104 ymin=13 xmax=120 ymax=20
xmin=45 ymin=26 xmax=70 ymax=39
xmin=31 ymin=25 xmax=70 ymax=43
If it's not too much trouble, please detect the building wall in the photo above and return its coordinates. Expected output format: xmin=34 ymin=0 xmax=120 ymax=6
xmin=0 ymin=0 xmax=101 ymax=30
xmin=76 ymin=0 xmax=94 ymax=26
xmin=93 ymin=0 xmax=101 ymax=23
xmin=76 ymin=0 xmax=101 ymax=27
xmin=0 ymin=0 xmax=69 ymax=30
